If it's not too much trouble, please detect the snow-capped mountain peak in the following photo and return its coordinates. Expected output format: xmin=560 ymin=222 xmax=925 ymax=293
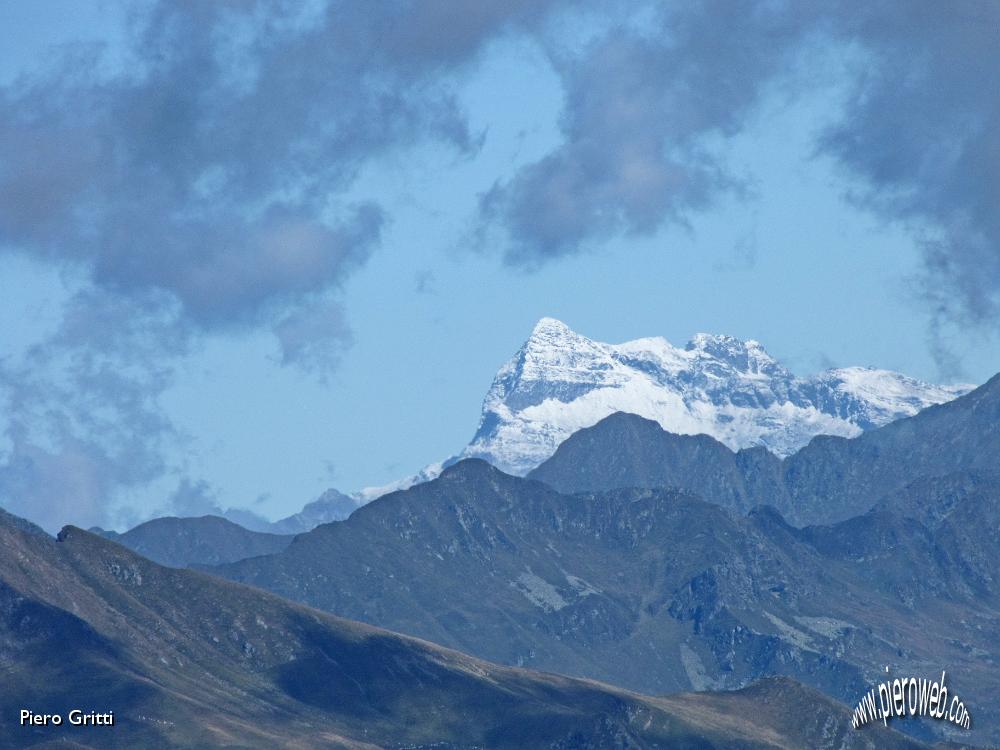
xmin=460 ymin=318 xmax=972 ymax=475
xmin=354 ymin=318 xmax=971 ymax=497
xmin=529 ymin=316 xmax=575 ymax=338
xmin=514 ymin=317 xmax=613 ymax=382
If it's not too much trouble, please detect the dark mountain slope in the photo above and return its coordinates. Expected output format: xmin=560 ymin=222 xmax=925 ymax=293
xmin=92 ymin=514 xmax=294 ymax=567
xmin=0 ymin=507 xmax=49 ymax=537
xmin=527 ymin=412 xmax=785 ymax=514
xmin=781 ymin=373 xmax=1000 ymax=524
xmin=528 ymin=373 xmax=1000 ymax=525
xmin=208 ymin=459 xmax=999 ymax=744
xmin=213 ymin=461 xmax=848 ymax=696
xmin=0 ymin=507 xmax=933 ymax=750
xmin=878 ymin=471 xmax=1000 ymax=529
xmin=798 ymin=471 xmax=1000 ymax=604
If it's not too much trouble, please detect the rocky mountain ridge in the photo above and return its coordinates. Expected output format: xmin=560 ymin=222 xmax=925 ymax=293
xmin=0 ymin=506 xmax=933 ymax=749
xmin=207 ymin=457 xmax=1000 ymax=745
xmin=529 ymin=372 xmax=1000 ymax=525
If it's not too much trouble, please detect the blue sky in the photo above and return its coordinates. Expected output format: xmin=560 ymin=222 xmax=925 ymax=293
xmin=1 ymin=2 xmax=998 ymax=530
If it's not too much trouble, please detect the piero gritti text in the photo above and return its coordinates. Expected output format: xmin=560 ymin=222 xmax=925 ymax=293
xmin=20 ymin=709 xmax=114 ymax=727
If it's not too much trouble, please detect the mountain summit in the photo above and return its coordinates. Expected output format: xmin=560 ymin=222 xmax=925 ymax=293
xmin=460 ymin=318 xmax=970 ymax=474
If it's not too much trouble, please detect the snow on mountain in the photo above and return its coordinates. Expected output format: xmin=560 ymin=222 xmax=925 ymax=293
xmin=459 ymin=318 xmax=972 ymax=475
xmin=352 ymin=462 xmax=445 ymax=503
xmin=354 ymin=317 xmax=971 ymax=496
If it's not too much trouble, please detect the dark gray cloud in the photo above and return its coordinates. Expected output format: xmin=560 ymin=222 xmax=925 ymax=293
xmin=0 ymin=1 xmax=596 ymax=346
xmin=479 ymin=1 xmax=811 ymax=263
xmin=820 ymin=1 xmax=1000 ymax=327
xmin=1 ymin=2 xmax=459 ymax=346
xmin=481 ymin=1 xmax=1000 ymax=334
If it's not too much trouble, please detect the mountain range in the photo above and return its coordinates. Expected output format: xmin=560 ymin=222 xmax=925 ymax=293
xmin=529 ymin=372 xmax=1000 ymax=525
xmin=191 ymin=373 xmax=1000 ymax=745
xmin=6 ymin=318 xmax=992 ymax=746
xmin=206 ymin=475 xmax=999 ymax=745
xmin=217 ymin=487 xmax=362 ymax=535
xmin=0 ymin=507 xmax=937 ymax=749
xmin=461 ymin=317 xmax=969 ymax=472
xmin=355 ymin=318 xmax=969 ymax=500
xmin=121 ymin=318 xmax=966 ymax=535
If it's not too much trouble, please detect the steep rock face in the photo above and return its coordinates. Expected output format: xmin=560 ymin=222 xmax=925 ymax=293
xmin=208 ymin=460 xmax=1000 ymax=745
xmin=0 ymin=508 xmax=928 ymax=750
xmin=461 ymin=318 xmax=969 ymax=475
